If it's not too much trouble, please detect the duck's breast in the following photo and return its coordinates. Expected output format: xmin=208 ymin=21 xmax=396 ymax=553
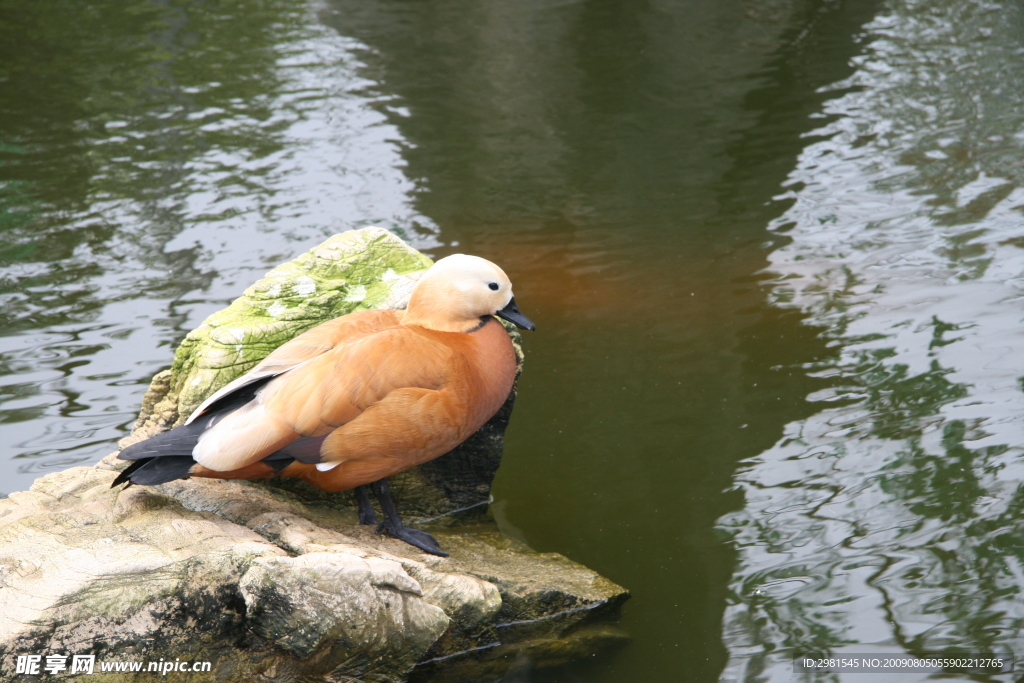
xmin=440 ymin=317 xmax=517 ymax=429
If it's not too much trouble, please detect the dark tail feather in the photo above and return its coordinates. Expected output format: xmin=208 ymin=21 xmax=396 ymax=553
xmin=111 ymin=455 xmax=197 ymax=487
xmin=118 ymin=418 xmax=212 ymax=461
xmin=112 ymin=458 xmax=149 ymax=487
xmin=112 ymin=381 xmax=289 ymax=488
xmin=113 ymin=416 xmax=214 ymax=488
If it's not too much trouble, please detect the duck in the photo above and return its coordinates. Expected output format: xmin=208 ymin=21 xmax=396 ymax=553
xmin=113 ymin=254 xmax=535 ymax=557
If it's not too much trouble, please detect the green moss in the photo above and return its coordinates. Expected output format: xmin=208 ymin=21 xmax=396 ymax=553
xmin=167 ymin=228 xmax=433 ymax=422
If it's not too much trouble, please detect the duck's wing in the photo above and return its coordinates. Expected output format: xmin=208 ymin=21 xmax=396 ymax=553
xmin=190 ymin=326 xmax=458 ymax=472
xmin=186 ymin=310 xmax=403 ymax=424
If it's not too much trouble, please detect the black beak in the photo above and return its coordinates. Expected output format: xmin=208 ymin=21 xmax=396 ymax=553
xmin=495 ymin=296 xmax=536 ymax=331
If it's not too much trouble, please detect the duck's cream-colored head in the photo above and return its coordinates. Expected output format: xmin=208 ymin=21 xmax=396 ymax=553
xmin=403 ymin=254 xmax=535 ymax=333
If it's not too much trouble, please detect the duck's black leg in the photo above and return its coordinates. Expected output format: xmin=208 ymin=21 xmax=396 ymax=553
xmin=355 ymin=485 xmax=377 ymax=525
xmin=370 ymin=478 xmax=448 ymax=557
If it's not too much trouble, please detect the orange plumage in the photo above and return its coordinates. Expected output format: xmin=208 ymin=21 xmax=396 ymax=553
xmin=189 ymin=313 xmax=516 ymax=490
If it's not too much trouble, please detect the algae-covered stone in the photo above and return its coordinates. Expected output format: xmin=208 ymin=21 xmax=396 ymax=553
xmin=163 ymin=227 xmax=433 ymax=426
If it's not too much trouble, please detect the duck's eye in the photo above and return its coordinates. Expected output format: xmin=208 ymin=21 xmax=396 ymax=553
xmin=488 ymin=282 xmax=499 ymax=291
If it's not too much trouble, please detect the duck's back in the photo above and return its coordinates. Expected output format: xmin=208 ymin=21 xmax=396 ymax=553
xmin=187 ymin=309 xmax=404 ymax=424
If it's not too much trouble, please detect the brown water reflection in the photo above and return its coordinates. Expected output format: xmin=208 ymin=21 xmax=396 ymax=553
xmin=321 ymin=1 xmax=879 ymax=680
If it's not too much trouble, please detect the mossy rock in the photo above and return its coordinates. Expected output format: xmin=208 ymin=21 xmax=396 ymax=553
xmin=168 ymin=227 xmax=433 ymax=424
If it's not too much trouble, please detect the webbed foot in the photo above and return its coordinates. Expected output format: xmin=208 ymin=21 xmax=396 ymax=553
xmin=369 ymin=478 xmax=448 ymax=557
xmin=376 ymin=521 xmax=448 ymax=557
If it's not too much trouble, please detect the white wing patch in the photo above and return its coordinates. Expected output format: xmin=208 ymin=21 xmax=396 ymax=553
xmin=192 ymin=400 xmax=296 ymax=471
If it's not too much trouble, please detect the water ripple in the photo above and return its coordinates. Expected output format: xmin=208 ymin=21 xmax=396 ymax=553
xmin=720 ymin=0 xmax=1024 ymax=679
xmin=0 ymin=0 xmax=435 ymax=495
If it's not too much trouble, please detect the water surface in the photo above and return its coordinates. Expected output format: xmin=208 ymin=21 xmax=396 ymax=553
xmin=5 ymin=0 xmax=1024 ymax=681
xmin=0 ymin=0 xmax=434 ymax=493
xmin=720 ymin=1 xmax=1024 ymax=679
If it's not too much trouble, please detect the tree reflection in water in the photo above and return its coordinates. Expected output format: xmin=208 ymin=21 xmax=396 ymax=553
xmin=720 ymin=0 xmax=1024 ymax=679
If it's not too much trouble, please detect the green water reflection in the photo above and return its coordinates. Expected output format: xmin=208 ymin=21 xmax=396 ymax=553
xmin=9 ymin=0 xmax=1024 ymax=681
xmin=721 ymin=1 xmax=1024 ymax=680
xmin=0 ymin=0 xmax=431 ymax=489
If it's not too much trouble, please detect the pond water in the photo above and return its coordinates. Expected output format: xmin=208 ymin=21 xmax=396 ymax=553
xmin=3 ymin=0 xmax=1024 ymax=681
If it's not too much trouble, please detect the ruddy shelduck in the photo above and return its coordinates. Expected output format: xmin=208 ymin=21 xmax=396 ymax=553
xmin=114 ymin=254 xmax=535 ymax=556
